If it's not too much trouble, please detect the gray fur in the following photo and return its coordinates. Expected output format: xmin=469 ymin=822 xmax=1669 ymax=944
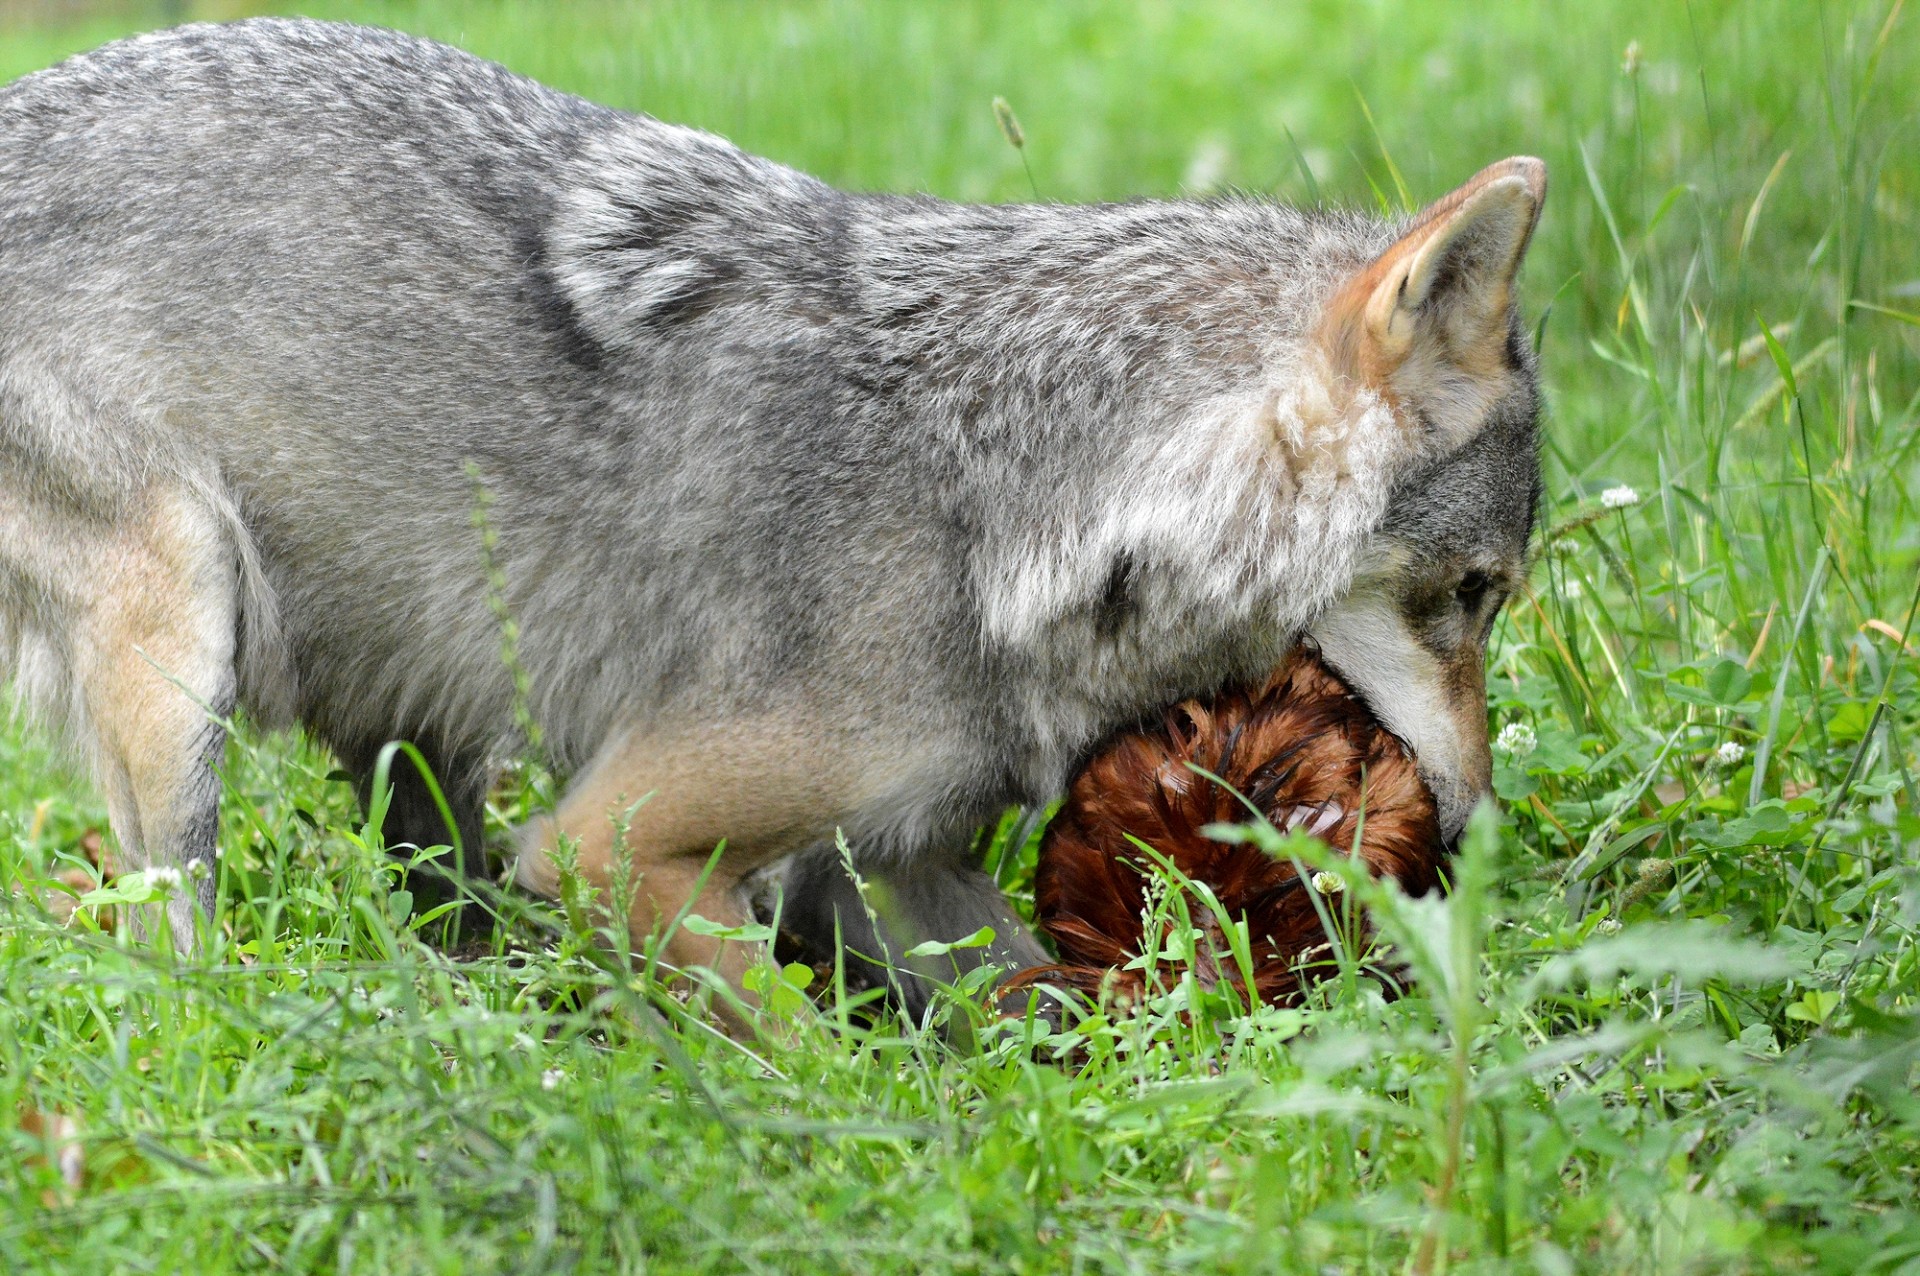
xmin=0 ymin=20 xmax=1540 ymax=988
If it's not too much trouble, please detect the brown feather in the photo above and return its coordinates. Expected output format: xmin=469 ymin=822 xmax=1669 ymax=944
xmin=1020 ymin=645 xmax=1446 ymax=1011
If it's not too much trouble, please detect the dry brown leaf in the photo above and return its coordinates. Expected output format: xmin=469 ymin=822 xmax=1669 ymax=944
xmin=18 ymin=1106 xmax=85 ymax=1203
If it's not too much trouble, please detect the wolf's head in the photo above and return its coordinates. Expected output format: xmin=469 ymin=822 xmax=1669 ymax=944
xmin=1305 ymin=158 xmax=1546 ymax=843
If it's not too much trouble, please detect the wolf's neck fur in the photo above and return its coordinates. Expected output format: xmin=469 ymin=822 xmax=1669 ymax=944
xmin=965 ymin=352 xmax=1406 ymax=791
xmin=546 ymin=117 xmax=1414 ymax=790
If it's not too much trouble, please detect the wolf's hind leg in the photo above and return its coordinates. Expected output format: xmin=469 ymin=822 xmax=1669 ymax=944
xmin=768 ymin=837 xmax=1048 ymax=1021
xmin=13 ymin=484 xmax=239 ymax=946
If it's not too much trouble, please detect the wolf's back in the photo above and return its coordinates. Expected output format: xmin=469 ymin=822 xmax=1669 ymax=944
xmin=0 ymin=20 xmax=838 ymax=766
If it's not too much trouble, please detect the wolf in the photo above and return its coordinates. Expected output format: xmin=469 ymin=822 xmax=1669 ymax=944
xmin=0 ymin=19 xmax=1543 ymax=1013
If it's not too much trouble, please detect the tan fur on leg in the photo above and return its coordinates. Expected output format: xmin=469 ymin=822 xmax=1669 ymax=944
xmin=516 ymin=711 xmax=869 ymax=1018
xmin=2 ymin=481 xmax=238 ymax=946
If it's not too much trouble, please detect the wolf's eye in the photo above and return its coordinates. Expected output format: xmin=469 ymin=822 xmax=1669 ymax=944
xmin=1455 ymin=570 xmax=1492 ymax=610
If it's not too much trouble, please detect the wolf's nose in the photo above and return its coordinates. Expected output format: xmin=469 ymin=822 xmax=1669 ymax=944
xmin=1426 ymin=774 xmax=1489 ymax=848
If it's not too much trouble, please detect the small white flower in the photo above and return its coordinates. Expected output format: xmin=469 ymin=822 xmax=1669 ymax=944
xmin=1600 ymin=485 xmax=1640 ymax=510
xmin=1713 ymin=741 xmax=1747 ymax=769
xmin=147 ymin=865 xmax=183 ymax=892
xmin=1495 ymin=722 xmax=1537 ymax=758
xmin=541 ymin=1069 xmax=566 ymax=1091
xmin=1137 ymin=873 xmax=1169 ymax=934
xmin=1309 ymin=871 xmax=1346 ymax=895
xmin=1595 ymin=918 xmax=1623 ymax=936
xmin=186 ymin=857 xmax=209 ymax=879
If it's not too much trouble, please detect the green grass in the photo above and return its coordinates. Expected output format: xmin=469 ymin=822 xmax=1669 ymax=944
xmin=4 ymin=1 xmax=1919 ymax=1271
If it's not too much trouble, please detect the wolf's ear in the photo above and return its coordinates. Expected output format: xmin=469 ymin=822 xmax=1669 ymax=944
xmin=1321 ymin=157 xmax=1546 ymax=432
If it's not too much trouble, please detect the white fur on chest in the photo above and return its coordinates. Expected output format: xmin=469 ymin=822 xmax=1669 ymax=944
xmin=977 ymin=356 xmax=1405 ymax=796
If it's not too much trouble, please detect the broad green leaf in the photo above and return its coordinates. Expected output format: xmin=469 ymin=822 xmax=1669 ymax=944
xmin=1704 ymin=658 xmax=1753 ymax=705
xmin=904 ymin=926 xmax=997 ymax=958
xmin=1825 ymin=700 xmax=1873 ymax=744
xmin=679 ymin=914 xmax=775 ymax=943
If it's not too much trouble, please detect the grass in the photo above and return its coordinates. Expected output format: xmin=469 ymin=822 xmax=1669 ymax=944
xmin=3 ymin=0 xmax=1919 ymax=1270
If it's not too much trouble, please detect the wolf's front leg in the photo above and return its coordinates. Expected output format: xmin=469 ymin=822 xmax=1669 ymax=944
xmin=511 ymin=716 xmax=858 ymax=1022
xmin=767 ymin=836 xmax=1049 ymax=1021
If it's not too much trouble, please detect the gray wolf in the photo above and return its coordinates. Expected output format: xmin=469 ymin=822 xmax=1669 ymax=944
xmin=0 ymin=19 xmax=1543 ymax=1013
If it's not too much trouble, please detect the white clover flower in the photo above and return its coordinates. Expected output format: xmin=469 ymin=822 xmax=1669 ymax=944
xmin=186 ymin=857 xmax=209 ymax=878
xmin=1495 ymin=722 xmax=1537 ymax=758
xmin=1600 ymin=485 xmax=1640 ymax=510
xmin=147 ymin=865 xmax=184 ymax=892
xmin=541 ymin=1069 xmax=566 ymax=1091
xmin=1594 ymin=918 xmax=1623 ymax=936
xmin=1309 ymin=871 xmax=1346 ymax=896
xmin=1714 ymin=740 xmax=1747 ymax=769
